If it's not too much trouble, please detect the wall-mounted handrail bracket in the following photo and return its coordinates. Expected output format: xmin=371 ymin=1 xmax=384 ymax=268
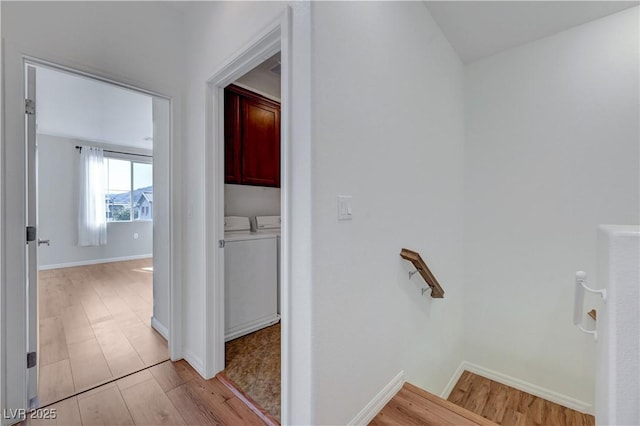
xmin=400 ymin=248 xmax=445 ymax=298
xmin=573 ymin=271 xmax=605 ymax=341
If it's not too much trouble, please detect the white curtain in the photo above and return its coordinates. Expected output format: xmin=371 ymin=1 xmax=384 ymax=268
xmin=78 ymin=146 xmax=107 ymax=246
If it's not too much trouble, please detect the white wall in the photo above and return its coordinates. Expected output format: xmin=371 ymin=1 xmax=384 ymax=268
xmin=464 ymin=7 xmax=639 ymax=409
xmin=1 ymin=2 xmax=184 ymax=418
xmin=596 ymin=225 xmax=640 ymax=426
xmin=311 ymin=3 xmax=466 ymax=423
xmin=181 ymin=0 xmax=281 ymax=372
xmin=0 ymin=1 xmax=4 ymax=417
xmin=181 ymin=2 xmax=314 ymax=423
xmin=224 ymin=184 xmax=280 ymax=218
xmin=37 ymin=134 xmax=152 ymax=269
xmin=183 ymin=4 xmax=464 ymax=424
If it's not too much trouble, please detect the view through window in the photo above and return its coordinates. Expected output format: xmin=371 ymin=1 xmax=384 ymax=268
xmin=105 ymin=157 xmax=153 ymax=221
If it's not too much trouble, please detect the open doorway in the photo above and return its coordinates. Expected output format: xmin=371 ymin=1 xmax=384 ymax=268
xmin=28 ymin=64 xmax=170 ymax=407
xmin=221 ymin=52 xmax=282 ymax=420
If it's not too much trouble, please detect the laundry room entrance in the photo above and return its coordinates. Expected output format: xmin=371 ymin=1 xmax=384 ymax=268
xmin=221 ymin=52 xmax=283 ymax=421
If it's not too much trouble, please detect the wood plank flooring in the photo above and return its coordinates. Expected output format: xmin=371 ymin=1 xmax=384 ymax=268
xmin=21 ymin=360 xmax=268 ymax=426
xmin=447 ymin=371 xmax=595 ymax=426
xmin=38 ymin=259 xmax=168 ymax=406
xmin=370 ymin=382 xmax=496 ymax=425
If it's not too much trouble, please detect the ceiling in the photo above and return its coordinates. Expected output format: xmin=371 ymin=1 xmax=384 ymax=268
xmin=425 ymin=1 xmax=638 ymax=63
xmin=36 ymin=66 xmax=153 ymax=150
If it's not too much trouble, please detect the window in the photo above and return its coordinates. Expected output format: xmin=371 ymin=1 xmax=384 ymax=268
xmin=105 ymin=157 xmax=153 ymax=222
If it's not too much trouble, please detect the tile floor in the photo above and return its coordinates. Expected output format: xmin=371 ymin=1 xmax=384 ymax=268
xmin=224 ymin=323 xmax=281 ymax=421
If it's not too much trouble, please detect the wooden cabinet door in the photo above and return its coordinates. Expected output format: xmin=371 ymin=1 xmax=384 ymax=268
xmin=224 ymin=90 xmax=242 ymax=184
xmin=240 ymin=96 xmax=280 ymax=187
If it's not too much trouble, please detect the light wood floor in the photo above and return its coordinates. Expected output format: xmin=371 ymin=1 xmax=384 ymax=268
xmin=21 ymin=360 xmax=268 ymax=426
xmin=371 ymin=382 xmax=496 ymax=425
xmin=38 ymin=259 xmax=168 ymax=406
xmin=447 ymin=371 xmax=595 ymax=426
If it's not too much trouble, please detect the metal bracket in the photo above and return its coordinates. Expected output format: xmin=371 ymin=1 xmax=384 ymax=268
xmin=421 ymin=287 xmax=432 ymax=296
xmin=25 ymin=99 xmax=35 ymax=115
xmin=408 ymin=269 xmax=420 ymax=279
xmin=26 ymin=226 xmax=36 ymax=243
xmin=27 ymin=352 xmax=37 ymax=369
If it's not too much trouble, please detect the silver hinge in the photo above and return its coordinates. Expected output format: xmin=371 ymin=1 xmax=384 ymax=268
xmin=219 ymin=240 xmax=225 ymax=248
xmin=26 ymin=226 xmax=36 ymax=243
xmin=25 ymin=99 xmax=35 ymax=115
xmin=27 ymin=352 xmax=36 ymax=369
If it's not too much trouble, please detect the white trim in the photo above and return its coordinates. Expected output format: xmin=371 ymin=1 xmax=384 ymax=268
xmin=348 ymin=371 xmax=406 ymax=426
xmin=0 ymin=5 xmax=4 ymax=421
xmin=167 ymin=93 xmax=183 ymax=362
xmin=444 ymin=361 xmax=594 ymax=415
xmin=203 ymin=7 xmax=286 ymax=380
xmin=225 ymin=316 xmax=280 ymax=342
xmin=183 ymin=350 xmax=205 ymax=379
xmin=151 ymin=316 xmax=169 ymax=341
xmin=202 ymin=7 xmax=297 ymax=422
xmin=23 ymin=56 xmax=171 ymax=100
xmin=37 ymin=254 xmax=152 ymax=271
xmin=1 ymin=50 xmax=180 ymax=418
xmin=440 ymin=361 xmax=467 ymax=399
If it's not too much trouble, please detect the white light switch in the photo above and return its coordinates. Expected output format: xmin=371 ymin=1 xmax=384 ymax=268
xmin=338 ymin=195 xmax=353 ymax=220
xmin=134 ymin=233 xmax=139 ymax=239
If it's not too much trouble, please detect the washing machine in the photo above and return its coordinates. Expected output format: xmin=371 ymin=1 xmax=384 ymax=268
xmin=224 ymin=216 xmax=279 ymax=341
xmin=255 ymin=216 xmax=281 ymax=314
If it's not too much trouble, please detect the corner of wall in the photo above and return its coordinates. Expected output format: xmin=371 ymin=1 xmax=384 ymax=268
xmin=348 ymin=371 xmax=406 ymax=426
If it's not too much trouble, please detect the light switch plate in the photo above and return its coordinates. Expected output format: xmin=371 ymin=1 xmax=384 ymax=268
xmin=337 ymin=195 xmax=353 ymax=220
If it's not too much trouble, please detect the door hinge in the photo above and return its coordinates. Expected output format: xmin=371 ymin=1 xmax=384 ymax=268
xmin=27 ymin=352 xmax=36 ymax=369
xmin=219 ymin=240 xmax=225 ymax=248
xmin=26 ymin=226 xmax=36 ymax=243
xmin=25 ymin=99 xmax=35 ymax=115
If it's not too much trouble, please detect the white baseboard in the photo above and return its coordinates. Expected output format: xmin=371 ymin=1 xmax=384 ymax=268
xmin=440 ymin=361 xmax=467 ymax=399
xmin=348 ymin=371 xmax=405 ymax=425
xmin=151 ymin=316 xmax=169 ymax=341
xmin=183 ymin=350 xmax=206 ymax=379
xmin=38 ymin=254 xmax=152 ymax=270
xmin=224 ymin=315 xmax=280 ymax=342
xmin=444 ymin=361 xmax=593 ymax=415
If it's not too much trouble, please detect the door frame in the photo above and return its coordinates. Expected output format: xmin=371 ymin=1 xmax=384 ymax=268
xmin=0 ymin=51 xmax=181 ymax=423
xmin=203 ymin=7 xmax=292 ymax=422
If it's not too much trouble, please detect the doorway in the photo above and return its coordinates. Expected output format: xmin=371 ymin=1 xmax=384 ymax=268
xmin=203 ymin=14 xmax=292 ymax=424
xmin=221 ymin=52 xmax=282 ymax=421
xmin=25 ymin=62 xmax=172 ymax=408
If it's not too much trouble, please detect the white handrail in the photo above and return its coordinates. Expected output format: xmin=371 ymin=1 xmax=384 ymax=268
xmin=573 ymin=271 xmax=607 ymax=340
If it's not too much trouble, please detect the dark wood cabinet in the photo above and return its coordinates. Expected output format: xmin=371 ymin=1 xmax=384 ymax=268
xmin=224 ymin=85 xmax=280 ymax=187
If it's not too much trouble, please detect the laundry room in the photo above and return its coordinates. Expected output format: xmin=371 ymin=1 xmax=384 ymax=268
xmin=221 ymin=51 xmax=282 ymax=421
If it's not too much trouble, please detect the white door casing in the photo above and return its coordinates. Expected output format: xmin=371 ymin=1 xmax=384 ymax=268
xmin=203 ymin=7 xmax=290 ymax=421
xmin=2 ymin=52 xmax=179 ymax=424
xmin=25 ymin=64 xmax=38 ymax=408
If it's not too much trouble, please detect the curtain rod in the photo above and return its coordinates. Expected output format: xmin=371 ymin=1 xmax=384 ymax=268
xmin=75 ymin=145 xmax=152 ymax=158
